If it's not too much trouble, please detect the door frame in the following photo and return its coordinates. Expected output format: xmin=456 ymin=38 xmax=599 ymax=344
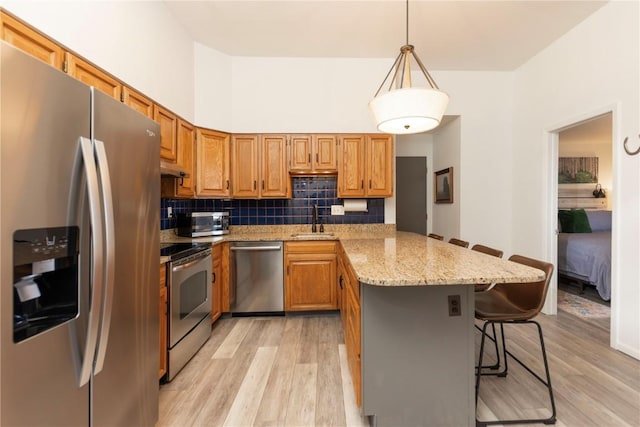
xmin=544 ymin=103 xmax=620 ymax=347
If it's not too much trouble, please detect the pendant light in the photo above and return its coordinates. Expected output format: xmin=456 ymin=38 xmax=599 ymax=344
xmin=368 ymin=0 xmax=449 ymax=135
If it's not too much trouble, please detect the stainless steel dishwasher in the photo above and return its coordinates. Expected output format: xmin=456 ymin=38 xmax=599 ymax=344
xmin=229 ymin=241 xmax=284 ymax=314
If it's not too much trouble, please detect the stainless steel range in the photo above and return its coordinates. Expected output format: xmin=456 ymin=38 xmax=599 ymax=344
xmin=161 ymin=243 xmax=211 ymax=381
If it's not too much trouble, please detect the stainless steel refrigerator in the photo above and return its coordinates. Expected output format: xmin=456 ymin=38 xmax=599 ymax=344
xmin=0 ymin=42 xmax=160 ymax=426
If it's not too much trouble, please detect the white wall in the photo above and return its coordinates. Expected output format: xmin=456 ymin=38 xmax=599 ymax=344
xmin=194 ymin=42 xmax=232 ymax=130
xmin=229 ymin=56 xmax=387 ymax=133
xmin=1 ymin=0 xmax=196 ymax=121
xmin=432 ymin=118 xmax=460 ymax=240
xmin=513 ymin=0 xmax=640 ymax=358
xmin=436 ymin=72 xmax=515 ymax=252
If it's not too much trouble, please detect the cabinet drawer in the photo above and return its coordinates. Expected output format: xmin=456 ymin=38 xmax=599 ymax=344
xmin=285 ymin=241 xmax=336 ymax=254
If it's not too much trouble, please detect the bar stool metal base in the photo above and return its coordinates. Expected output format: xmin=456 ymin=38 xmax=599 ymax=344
xmin=475 ymin=319 xmax=557 ymax=426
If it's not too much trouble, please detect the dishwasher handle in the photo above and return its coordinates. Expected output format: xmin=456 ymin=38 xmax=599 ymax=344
xmin=230 ymin=245 xmax=282 ymax=251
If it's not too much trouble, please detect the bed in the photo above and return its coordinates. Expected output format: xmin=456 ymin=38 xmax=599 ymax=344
xmin=557 ymin=209 xmax=611 ymax=301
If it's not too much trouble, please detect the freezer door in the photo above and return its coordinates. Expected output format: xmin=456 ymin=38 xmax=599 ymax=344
xmin=0 ymin=43 xmax=90 ymax=425
xmin=91 ymin=90 xmax=160 ymax=427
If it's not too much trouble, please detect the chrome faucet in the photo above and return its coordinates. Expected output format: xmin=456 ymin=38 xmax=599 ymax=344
xmin=312 ymin=204 xmax=318 ymax=233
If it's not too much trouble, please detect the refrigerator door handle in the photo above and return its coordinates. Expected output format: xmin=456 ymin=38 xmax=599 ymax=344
xmin=73 ymin=137 xmax=105 ymax=387
xmin=93 ymin=139 xmax=115 ymax=375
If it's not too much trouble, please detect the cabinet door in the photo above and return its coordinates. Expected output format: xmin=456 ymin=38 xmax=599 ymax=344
xmin=289 ymin=134 xmax=312 ymax=172
xmin=285 ymin=252 xmax=337 ymax=311
xmin=196 ymin=128 xmax=231 ymax=198
xmin=211 ymin=245 xmax=223 ymax=323
xmin=123 ymin=86 xmax=153 ymax=119
xmin=159 ymin=264 xmax=167 ymax=380
xmin=65 ymin=53 xmax=121 ymax=100
xmin=261 ymin=134 xmax=288 ymax=198
xmin=0 ymin=12 xmax=64 ymax=69
xmin=232 ymin=134 xmax=259 ymax=198
xmin=154 ymin=105 xmax=178 ymax=162
xmin=338 ymin=135 xmax=366 ymax=197
xmin=313 ymin=135 xmax=338 ymax=172
xmin=366 ymin=134 xmax=394 ymax=197
xmin=346 ymin=283 xmax=362 ymax=407
xmin=175 ymin=119 xmax=195 ymax=198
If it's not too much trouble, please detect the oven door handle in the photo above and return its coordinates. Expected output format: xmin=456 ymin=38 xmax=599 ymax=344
xmin=172 ymin=257 xmax=206 ymax=273
xmin=230 ymin=246 xmax=282 ymax=251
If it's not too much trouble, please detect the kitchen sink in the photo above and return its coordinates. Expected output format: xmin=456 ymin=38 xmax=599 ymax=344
xmin=290 ymin=233 xmax=335 ymax=239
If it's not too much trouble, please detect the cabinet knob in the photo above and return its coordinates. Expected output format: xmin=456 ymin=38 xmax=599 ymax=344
xmin=226 ymin=180 xmax=229 ymax=190
xmin=212 ymin=272 xmax=216 ymax=283
xmin=253 ymin=180 xmax=257 ymax=190
xmin=361 ymin=180 xmax=364 ymax=189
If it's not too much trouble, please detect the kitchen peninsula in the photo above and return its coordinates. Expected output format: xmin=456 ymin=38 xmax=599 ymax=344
xmin=161 ymin=227 xmax=544 ymax=426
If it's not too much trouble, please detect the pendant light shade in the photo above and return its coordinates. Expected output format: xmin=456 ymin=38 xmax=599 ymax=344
xmin=369 ymin=87 xmax=448 ymax=134
xmin=368 ymin=2 xmax=449 ymax=135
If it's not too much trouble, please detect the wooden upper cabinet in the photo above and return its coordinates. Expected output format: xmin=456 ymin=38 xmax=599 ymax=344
xmin=289 ymin=134 xmax=337 ymax=174
xmin=261 ymin=134 xmax=288 ymax=198
xmin=65 ymin=53 xmax=121 ymax=100
xmin=175 ymin=119 xmax=195 ymax=198
xmin=231 ymin=134 xmax=259 ymax=198
xmin=0 ymin=12 xmax=64 ymax=69
xmin=313 ymin=135 xmax=338 ymax=172
xmin=196 ymin=128 xmax=230 ymax=198
xmin=123 ymin=87 xmax=153 ymax=119
xmin=338 ymin=135 xmax=367 ymax=197
xmin=289 ymin=134 xmax=313 ymax=172
xmin=154 ymin=105 xmax=178 ymax=161
xmin=338 ymin=134 xmax=393 ymax=198
xmin=231 ymin=134 xmax=288 ymax=199
xmin=366 ymin=134 xmax=393 ymax=197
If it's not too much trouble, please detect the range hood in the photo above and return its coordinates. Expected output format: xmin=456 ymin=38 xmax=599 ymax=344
xmin=160 ymin=160 xmax=189 ymax=178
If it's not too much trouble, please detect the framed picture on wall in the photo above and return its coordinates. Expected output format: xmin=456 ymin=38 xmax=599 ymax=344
xmin=435 ymin=167 xmax=453 ymax=204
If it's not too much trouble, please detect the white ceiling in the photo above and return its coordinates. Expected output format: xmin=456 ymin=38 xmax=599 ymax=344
xmin=164 ymin=0 xmax=607 ymax=70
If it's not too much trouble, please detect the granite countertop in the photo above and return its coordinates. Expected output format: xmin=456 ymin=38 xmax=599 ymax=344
xmin=340 ymin=231 xmax=545 ymax=286
xmin=160 ymin=225 xmax=545 ymax=286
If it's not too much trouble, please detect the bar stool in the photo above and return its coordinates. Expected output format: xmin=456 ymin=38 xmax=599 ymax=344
xmin=427 ymin=233 xmax=443 ymax=240
xmin=471 ymin=244 xmax=504 ymax=292
xmin=448 ymin=237 xmax=469 ymax=248
xmin=471 ymin=244 xmax=504 ymax=369
xmin=475 ymin=255 xmax=556 ymax=426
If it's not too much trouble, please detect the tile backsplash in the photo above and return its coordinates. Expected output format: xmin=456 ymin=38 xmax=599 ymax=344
xmin=160 ymin=176 xmax=384 ymax=230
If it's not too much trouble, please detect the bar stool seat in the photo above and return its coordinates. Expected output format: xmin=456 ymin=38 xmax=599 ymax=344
xmin=427 ymin=233 xmax=443 ymax=240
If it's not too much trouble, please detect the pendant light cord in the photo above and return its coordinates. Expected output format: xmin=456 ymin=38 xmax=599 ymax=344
xmin=406 ymin=0 xmax=409 ymax=45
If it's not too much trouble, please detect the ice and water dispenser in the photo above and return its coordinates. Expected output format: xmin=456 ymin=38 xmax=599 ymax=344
xmin=13 ymin=227 xmax=79 ymax=343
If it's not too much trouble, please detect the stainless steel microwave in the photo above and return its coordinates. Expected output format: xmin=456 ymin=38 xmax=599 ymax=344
xmin=176 ymin=212 xmax=229 ymax=237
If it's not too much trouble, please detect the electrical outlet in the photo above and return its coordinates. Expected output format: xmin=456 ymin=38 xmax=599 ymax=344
xmin=448 ymin=295 xmax=461 ymax=317
xmin=331 ymin=205 xmax=345 ymax=216
xmin=167 ymin=207 xmax=173 ymax=217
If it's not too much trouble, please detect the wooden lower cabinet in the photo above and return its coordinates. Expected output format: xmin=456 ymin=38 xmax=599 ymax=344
xmin=339 ymin=244 xmax=362 ymax=406
xmin=211 ymin=244 xmax=223 ymax=323
xmin=159 ymin=263 xmax=167 ymax=380
xmin=284 ymin=241 xmax=337 ymax=311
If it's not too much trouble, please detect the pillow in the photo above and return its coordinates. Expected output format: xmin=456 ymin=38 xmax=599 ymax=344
xmin=585 ymin=210 xmax=612 ymax=232
xmin=558 ymin=209 xmax=592 ymax=233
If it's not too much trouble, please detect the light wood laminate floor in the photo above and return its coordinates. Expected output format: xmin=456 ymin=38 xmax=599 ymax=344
xmin=159 ymin=311 xmax=640 ymax=427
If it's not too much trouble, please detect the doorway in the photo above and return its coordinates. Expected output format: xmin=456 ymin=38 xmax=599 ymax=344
xmin=550 ymin=111 xmax=614 ymax=336
xmin=396 ymin=157 xmax=427 ymax=235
